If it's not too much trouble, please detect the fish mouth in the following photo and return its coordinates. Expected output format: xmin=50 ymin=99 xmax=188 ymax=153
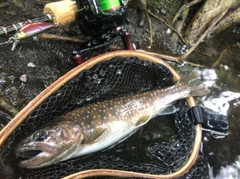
xmin=17 ymin=150 xmax=42 ymax=159
xmin=14 ymin=143 xmax=57 ymax=168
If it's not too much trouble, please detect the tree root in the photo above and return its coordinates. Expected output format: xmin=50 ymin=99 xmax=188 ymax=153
xmin=137 ymin=9 xmax=228 ymax=67
xmin=172 ymin=0 xmax=204 ymax=23
xmin=211 ymin=7 xmax=240 ymax=34
xmin=145 ymin=11 xmax=153 ymax=47
xmin=212 ymin=47 xmax=228 ymax=68
xmin=180 ymin=9 xmax=227 ymax=60
xmin=147 ymin=10 xmax=186 ymax=43
xmin=170 ymin=0 xmax=189 ymax=49
xmin=185 ymin=0 xmax=240 ymax=43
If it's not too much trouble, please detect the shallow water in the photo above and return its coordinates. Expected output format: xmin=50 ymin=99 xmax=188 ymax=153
xmin=177 ymin=28 xmax=240 ymax=178
xmin=0 ymin=1 xmax=240 ymax=178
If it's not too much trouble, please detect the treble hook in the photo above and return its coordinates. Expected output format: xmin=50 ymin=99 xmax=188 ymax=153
xmin=0 ymin=38 xmax=14 ymax=48
xmin=9 ymin=38 xmax=20 ymax=51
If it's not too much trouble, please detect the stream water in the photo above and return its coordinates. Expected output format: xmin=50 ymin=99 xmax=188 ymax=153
xmin=0 ymin=1 xmax=240 ymax=178
xmin=172 ymin=25 xmax=240 ymax=178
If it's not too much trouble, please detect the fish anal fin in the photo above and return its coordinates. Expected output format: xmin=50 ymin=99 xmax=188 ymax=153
xmin=136 ymin=115 xmax=151 ymax=127
xmin=158 ymin=104 xmax=179 ymax=116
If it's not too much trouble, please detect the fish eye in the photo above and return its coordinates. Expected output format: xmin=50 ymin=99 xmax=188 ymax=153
xmin=32 ymin=131 xmax=48 ymax=141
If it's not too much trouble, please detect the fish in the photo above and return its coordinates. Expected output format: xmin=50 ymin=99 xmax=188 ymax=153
xmin=14 ymin=70 xmax=210 ymax=168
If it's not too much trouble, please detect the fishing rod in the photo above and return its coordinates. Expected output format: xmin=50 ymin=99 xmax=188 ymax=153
xmin=0 ymin=14 xmax=52 ymax=35
xmin=0 ymin=0 xmax=129 ymax=51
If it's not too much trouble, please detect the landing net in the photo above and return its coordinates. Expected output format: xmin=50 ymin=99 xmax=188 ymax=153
xmin=0 ymin=56 xmax=208 ymax=178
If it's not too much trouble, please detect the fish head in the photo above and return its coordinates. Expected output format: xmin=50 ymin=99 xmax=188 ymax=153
xmin=14 ymin=120 xmax=84 ymax=168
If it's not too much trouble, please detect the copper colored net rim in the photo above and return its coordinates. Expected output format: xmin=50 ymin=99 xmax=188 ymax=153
xmin=0 ymin=50 xmax=201 ymax=178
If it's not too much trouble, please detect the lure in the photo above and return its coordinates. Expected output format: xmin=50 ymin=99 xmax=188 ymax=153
xmin=10 ymin=22 xmax=55 ymax=51
xmin=0 ymin=14 xmax=52 ymax=36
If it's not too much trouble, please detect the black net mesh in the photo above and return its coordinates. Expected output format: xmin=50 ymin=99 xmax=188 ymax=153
xmin=0 ymin=56 xmax=209 ymax=179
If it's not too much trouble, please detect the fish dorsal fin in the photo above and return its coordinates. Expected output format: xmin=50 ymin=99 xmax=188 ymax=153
xmin=84 ymin=127 xmax=106 ymax=143
xmin=136 ymin=115 xmax=151 ymax=127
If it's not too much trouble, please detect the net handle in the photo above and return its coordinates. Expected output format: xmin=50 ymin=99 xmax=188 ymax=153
xmin=0 ymin=50 xmax=201 ymax=179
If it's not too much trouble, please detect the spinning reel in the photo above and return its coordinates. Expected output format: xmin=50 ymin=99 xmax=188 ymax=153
xmin=72 ymin=0 xmax=133 ymax=65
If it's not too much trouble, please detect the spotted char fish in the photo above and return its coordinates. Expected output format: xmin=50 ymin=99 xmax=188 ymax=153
xmin=14 ymin=70 xmax=210 ymax=168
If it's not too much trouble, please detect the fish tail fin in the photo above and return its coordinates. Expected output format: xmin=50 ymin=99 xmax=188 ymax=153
xmin=180 ymin=69 xmax=211 ymax=97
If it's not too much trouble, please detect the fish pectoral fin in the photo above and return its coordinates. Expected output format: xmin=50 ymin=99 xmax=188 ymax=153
xmin=136 ymin=115 xmax=151 ymax=127
xmin=84 ymin=127 xmax=106 ymax=143
xmin=157 ymin=103 xmax=179 ymax=116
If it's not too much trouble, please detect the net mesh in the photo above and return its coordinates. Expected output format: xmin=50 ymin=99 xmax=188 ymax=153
xmin=0 ymin=56 xmax=209 ymax=179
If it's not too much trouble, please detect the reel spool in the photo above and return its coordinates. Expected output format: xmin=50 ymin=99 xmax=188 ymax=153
xmin=98 ymin=0 xmax=122 ymax=12
xmin=0 ymin=51 xmax=208 ymax=179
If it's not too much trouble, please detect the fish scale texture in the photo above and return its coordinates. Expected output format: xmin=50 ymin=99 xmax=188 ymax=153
xmin=0 ymin=56 xmax=208 ymax=179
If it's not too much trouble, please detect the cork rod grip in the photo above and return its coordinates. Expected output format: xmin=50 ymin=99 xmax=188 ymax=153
xmin=43 ymin=0 xmax=78 ymax=27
